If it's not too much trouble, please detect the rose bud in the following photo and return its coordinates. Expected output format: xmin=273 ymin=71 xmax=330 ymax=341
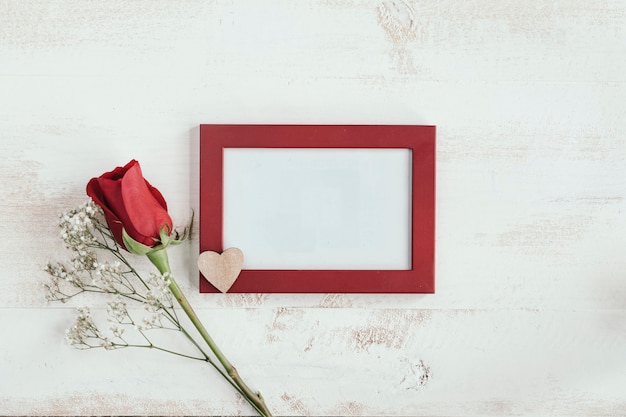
xmin=86 ymin=160 xmax=173 ymax=251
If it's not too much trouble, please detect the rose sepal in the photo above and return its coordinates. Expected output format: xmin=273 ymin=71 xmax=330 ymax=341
xmin=122 ymin=217 xmax=192 ymax=257
xmin=164 ymin=212 xmax=193 ymax=247
xmin=122 ymin=228 xmax=158 ymax=255
xmin=121 ymin=228 xmax=171 ymax=275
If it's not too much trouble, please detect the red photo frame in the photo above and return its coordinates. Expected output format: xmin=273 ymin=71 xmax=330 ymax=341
xmin=199 ymin=124 xmax=435 ymax=293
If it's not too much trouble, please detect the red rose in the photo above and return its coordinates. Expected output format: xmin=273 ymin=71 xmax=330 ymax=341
xmin=86 ymin=160 xmax=173 ymax=250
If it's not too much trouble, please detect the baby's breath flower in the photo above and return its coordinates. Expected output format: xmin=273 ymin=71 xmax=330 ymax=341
xmin=66 ymin=307 xmax=123 ymax=350
xmin=141 ymin=312 xmax=164 ymax=329
xmin=44 ymin=262 xmax=70 ymax=281
xmin=59 ymin=201 xmax=102 ymax=252
xmin=93 ymin=261 xmax=124 ymax=293
xmin=107 ymin=295 xmax=129 ymax=323
xmin=145 ymin=272 xmax=173 ymax=311
xmin=109 ymin=325 xmax=125 ymax=338
xmin=72 ymin=250 xmax=98 ymax=272
xmin=44 ymin=275 xmax=60 ymax=302
xmin=66 ymin=307 xmax=99 ymax=348
xmin=44 ymin=262 xmax=83 ymax=302
xmin=100 ymin=337 xmax=115 ymax=350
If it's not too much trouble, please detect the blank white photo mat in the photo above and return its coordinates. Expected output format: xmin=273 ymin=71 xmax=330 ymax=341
xmin=222 ymin=148 xmax=412 ymax=270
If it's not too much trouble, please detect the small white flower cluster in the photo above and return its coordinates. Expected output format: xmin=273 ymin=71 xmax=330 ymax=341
xmin=44 ymin=252 xmax=99 ymax=302
xmin=65 ymin=307 xmax=102 ymax=348
xmin=71 ymin=250 xmax=98 ymax=273
xmin=107 ymin=296 xmax=128 ymax=340
xmin=44 ymin=262 xmax=80 ymax=302
xmin=66 ymin=306 xmax=122 ymax=351
xmin=59 ymin=200 xmax=101 ymax=252
xmin=44 ymin=275 xmax=61 ymax=302
xmin=45 ymin=262 xmax=72 ymax=281
xmin=109 ymin=325 xmax=125 ymax=339
xmin=137 ymin=312 xmax=164 ymax=331
xmin=145 ymin=272 xmax=173 ymax=311
xmin=106 ymin=295 xmax=129 ymax=323
xmin=93 ymin=261 xmax=125 ymax=293
xmin=45 ymin=201 xmax=103 ymax=302
xmin=129 ymin=272 xmax=173 ymax=331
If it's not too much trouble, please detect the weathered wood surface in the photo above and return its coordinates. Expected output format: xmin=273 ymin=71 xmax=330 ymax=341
xmin=1 ymin=1 xmax=625 ymax=415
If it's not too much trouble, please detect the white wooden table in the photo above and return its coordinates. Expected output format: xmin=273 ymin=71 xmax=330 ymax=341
xmin=1 ymin=1 xmax=625 ymax=415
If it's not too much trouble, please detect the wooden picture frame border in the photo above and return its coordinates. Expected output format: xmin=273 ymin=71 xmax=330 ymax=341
xmin=199 ymin=124 xmax=435 ymax=293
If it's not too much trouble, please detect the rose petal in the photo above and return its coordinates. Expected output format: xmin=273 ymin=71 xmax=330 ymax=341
xmin=146 ymin=181 xmax=168 ymax=211
xmin=86 ymin=177 xmax=126 ymax=248
xmin=120 ymin=162 xmax=173 ymax=246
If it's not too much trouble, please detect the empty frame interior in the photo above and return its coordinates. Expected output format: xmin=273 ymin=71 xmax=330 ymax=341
xmin=222 ymin=148 xmax=412 ymax=270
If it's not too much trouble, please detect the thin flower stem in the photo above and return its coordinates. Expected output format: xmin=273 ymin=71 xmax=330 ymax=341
xmin=120 ymin=343 xmax=208 ymax=361
xmin=166 ymin=276 xmax=273 ymax=417
xmin=145 ymin=250 xmax=272 ymax=417
xmin=109 ymin=250 xmax=150 ymax=290
xmin=184 ymin=337 xmax=265 ymax=413
xmin=132 ymin=306 xmax=265 ymax=415
xmin=84 ymin=288 xmax=145 ymax=304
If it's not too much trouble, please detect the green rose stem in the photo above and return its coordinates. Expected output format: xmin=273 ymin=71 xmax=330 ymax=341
xmin=146 ymin=249 xmax=273 ymax=417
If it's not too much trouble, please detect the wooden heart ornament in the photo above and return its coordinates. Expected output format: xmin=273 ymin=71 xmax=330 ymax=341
xmin=197 ymin=248 xmax=244 ymax=293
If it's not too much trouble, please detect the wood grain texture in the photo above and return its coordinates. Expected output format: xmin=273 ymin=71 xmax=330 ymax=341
xmin=1 ymin=0 xmax=625 ymax=415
